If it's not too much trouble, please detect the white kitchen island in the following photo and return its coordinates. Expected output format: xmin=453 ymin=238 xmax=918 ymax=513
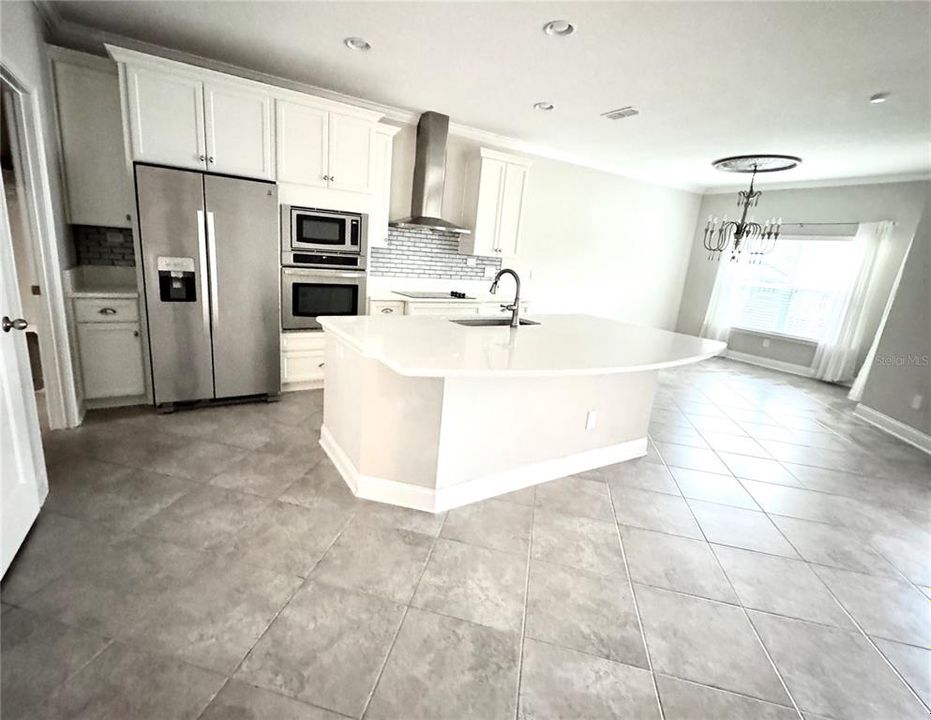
xmin=318 ymin=314 xmax=725 ymax=512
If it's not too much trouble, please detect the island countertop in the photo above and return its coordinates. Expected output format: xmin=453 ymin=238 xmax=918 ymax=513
xmin=318 ymin=313 xmax=725 ymax=377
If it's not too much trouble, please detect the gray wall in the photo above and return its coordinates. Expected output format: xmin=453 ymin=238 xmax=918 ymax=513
xmin=727 ymin=329 xmax=818 ymax=369
xmin=677 ymin=180 xmax=930 ymax=333
xmin=861 ymin=205 xmax=931 ymax=436
xmin=388 ymin=127 xmax=702 ymax=330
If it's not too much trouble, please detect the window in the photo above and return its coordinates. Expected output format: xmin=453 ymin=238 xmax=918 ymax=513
xmin=731 ymin=237 xmax=859 ymax=341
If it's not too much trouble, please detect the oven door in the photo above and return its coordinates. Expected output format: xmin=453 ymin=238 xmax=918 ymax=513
xmin=289 ymin=208 xmax=362 ymax=253
xmin=281 ymin=267 xmax=367 ymax=331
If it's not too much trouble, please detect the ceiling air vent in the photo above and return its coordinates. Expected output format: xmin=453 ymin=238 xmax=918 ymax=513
xmin=601 ymin=106 xmax=639 ymax=120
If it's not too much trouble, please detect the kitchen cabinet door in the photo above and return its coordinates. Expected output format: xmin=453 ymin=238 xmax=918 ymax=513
xmin=204 ymin=80 xmax=274 ymax=180
xmin=77 ymin=322 xmax=145 ymax=399
xmin=368 ymin=126 xmax=397 ymax=247
xmin=471 ymin=157 xmax=506 ymax=256
xmin=275 ymin=99 xmax=329 ymax=187
xmin=126 ymin=65 xmax=206 ymax=170
xmin=496 ymin=162 xmax=529 ymax=257
xmin=327 ymin=113 xmax=374 ymax=193
xmin=52 ymin=55 xmax=133 ymax=228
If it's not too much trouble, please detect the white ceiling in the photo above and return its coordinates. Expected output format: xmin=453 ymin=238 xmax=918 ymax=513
xmin=48 ymin=1 xmax=931 ymax=191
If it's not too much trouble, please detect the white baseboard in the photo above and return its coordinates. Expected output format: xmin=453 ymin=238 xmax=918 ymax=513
xmin=282 ymin=380 xmax=324 ymax=392
xmin=853 ymin=404 xmax=931 ymax=456
xmin=725 ymin=350 xmax=815 ymax=378
xmin=320 ymin=424 xmax=647 ymax=512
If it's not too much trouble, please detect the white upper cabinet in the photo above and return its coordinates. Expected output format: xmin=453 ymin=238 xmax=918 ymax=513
xmin=327 ymin=113 xmax=374 ymax=193
xmin=460 ymin=148 xmax=531 ymax=257
xmin=368 ymin=124 xmax=401 ymax=248
xmin=108 ymin=46 xmax=383 ymax=189
xmin=276 ymin=100 xmax=328 ymax=187
xmin=51 ymin=48 xmax=133 ymax=228
xmin=203 ymin=80 xmax=274 ymax=180
xmin=276 ymin=100 xmax=376 ymax=194
xmin=126 ymin=64 xmax=206 ymax=170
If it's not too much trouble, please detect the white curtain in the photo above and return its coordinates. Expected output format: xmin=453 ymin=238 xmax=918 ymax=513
xmin=699 ymin=257 xmax=745 ymax=342
xmin=812 ymin=221 xmax=894 ymax=383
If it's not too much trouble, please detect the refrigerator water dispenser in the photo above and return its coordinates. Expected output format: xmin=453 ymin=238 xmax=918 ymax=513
xmin=157 ymin=256 xmax=196 ymax=302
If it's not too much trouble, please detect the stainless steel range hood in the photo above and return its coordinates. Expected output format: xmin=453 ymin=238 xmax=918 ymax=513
xmin=390 ymin=111 xmax=471 ymax=234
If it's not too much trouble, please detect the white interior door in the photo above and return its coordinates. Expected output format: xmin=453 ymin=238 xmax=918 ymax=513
xmin=0 ymin=172 xmax=46 ymax=577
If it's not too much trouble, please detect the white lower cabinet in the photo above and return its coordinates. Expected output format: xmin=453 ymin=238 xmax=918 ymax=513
xmin=281 ymin=331 xmax=326 ymax=391
xmin=76 ymin=320 xmax=145 ymax=399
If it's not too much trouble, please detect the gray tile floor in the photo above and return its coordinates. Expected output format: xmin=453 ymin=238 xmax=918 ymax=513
xmin=2 ymin=358 xmax=930 ymax=719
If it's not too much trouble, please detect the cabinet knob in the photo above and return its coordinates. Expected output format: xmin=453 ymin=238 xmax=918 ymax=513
xmin=208 ymin=156 xmax=215 ymax=164
xmin=199 ymin=154 xmax=206 ymax=161
xmin=133 ymin=330 xmax=139 ymax=337
xmin=125 ymin=213 xmax=132 ymax=222
xmin=381 ymin=307 xmax=394 ymax=314
xmin=322 ymin=175 xmax=329 ymax=181
xmin=318 ymin=362 xmax=325 ymax=368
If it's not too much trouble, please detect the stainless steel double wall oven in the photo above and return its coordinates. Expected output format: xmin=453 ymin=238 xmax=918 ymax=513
xmin=280 ymin=205 xmax=368 ymax=331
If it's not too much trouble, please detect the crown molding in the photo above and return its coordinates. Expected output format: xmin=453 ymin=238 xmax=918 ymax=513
xmin=39 ymin=12 xmax=704 ymax=194
xmin=704 ymin=171 xmax=931 ymax=195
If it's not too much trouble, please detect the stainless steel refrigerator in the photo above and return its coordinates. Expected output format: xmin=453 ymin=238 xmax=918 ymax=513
xmin=135 ymin=165 xmax=279 ymax=407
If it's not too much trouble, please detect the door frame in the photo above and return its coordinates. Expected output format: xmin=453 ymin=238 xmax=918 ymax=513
xmin=1 ymin=63 xmax=80 ymax=428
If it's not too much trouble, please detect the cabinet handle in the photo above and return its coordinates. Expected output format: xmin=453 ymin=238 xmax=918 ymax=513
xmin=330 ymin=176 xmax=335 ymax=182
xmin=318 ymin=362 xmax=325 ymax=368
xmin=380 ymin=307 xmax=394 ymax=314
xmin=98 ymin=307 xmax=118 ymax=315
xmin=133 ymin=330 xmax=139 ymax=337
xmin=322 ymin=175 xmax=329 ymax=181
xmin=199 ymin=154 xmax=206 ymax=161
xmin=208 ymin=156 xmax=215 ymax=164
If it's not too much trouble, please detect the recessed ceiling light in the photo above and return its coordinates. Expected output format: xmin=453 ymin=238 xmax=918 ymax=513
xmin=344 ymin=37 xmax=371 ymax=52
xmin=533 ymin=102 xmax=555 ymax=111
xmin=543 ymin=20 xmax=575 ymax=36
xmin=869 ymin=92 xmax=890 ymax=104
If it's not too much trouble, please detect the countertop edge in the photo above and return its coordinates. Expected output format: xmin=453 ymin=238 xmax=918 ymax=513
xmin=319 ymin=317 xmax=727 ymax=378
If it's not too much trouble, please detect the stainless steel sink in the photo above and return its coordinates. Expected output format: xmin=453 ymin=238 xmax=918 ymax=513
xmin=451 ymin=318 xmax=540 ymax=327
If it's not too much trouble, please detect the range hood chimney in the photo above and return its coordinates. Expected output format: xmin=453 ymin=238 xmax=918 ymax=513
xmin=390 ymin=111 xmax=471 ymax=234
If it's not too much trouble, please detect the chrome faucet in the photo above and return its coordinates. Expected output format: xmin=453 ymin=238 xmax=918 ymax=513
xmin=490 ymin=268 xmax=521 ymax=327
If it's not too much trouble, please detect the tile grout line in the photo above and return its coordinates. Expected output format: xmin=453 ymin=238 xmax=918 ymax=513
xmin=607 ymin=481 xmax=666 ymax=720
xmin=761 ymin=509 xmax=931 ymax=714
xmin=661 ymin=449 xmax=805 ymax=720
xmin=225 ymin=505 xmax=359 ymax=689
xmin=512 ymin=488 xmax=537 ymax=720
xmin=358 ymin=512 xmax=450 ymax=720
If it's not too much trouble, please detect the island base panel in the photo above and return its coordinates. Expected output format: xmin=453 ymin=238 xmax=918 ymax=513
xmin=319 ymin=337 xmax=658 ymax=512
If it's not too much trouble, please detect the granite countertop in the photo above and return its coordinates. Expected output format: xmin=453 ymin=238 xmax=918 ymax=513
xmin=319 ymin=313 xmax=726 ymax=378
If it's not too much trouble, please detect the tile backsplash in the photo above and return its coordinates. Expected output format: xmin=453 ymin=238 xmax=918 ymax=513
xmin=73 ymin=225 xmax=135 ymax=267
xmin=370 ymin=227 xmax=501 ymax=279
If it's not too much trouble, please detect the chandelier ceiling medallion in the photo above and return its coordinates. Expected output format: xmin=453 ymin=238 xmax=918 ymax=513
xmin=703 ymin=154 xmax=802 ymax=262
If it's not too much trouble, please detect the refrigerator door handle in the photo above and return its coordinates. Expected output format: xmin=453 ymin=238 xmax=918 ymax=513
xmin=196 ymin=210 xmax=210 ymax=334
xmin=206 ymin=211 xmax=219 ymax=331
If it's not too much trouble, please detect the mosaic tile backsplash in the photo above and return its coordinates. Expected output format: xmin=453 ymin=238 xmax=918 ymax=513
xmin=370 ymin=227 xmax=501 ymax=279
xmin=73 ymin=225 xmax=135 ymax=267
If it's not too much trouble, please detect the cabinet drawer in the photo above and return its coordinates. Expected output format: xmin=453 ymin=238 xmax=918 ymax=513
xmin=74 ymin=298 xmax=139 ymax=323
xmin=282 ymin=350 xmax=326 ymax=384
xmin=369 ymin=300 xmax=405 ymax=316
xmin=405 ymin=303 xmax=480 ymax=317
xmin=281 ymin=331 xmax=326 ymax=352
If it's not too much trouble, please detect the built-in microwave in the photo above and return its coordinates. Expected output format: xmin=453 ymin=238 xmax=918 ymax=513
xmin=282 ymin=205 xmax=366 ymax=255
xmin=281 ymin=266 xmax=367 ymax=331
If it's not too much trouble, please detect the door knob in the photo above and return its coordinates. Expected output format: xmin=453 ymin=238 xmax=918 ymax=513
xmin=2 ymin=316 xmax=28 ymax=333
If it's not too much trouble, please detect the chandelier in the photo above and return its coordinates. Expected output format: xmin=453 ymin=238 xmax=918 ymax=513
xmin=703 ymin=154 xmax=801 ymax=262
